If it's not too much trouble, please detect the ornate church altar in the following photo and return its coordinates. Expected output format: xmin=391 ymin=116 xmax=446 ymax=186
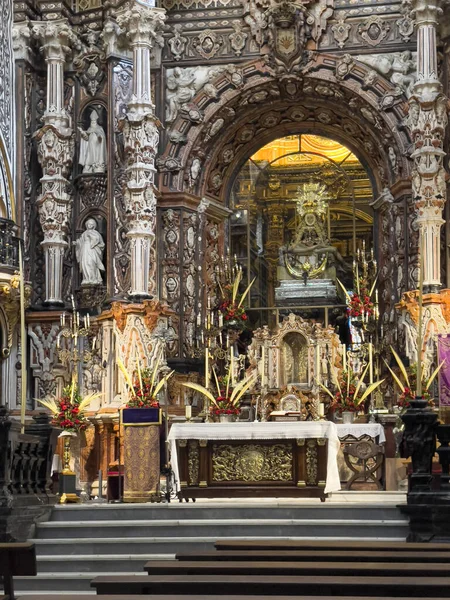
xmin=168 ymin=422 xmax=341 ymax=501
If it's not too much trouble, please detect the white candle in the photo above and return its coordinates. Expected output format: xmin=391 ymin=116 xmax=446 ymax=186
xmin=185 ymin=405 xmax=192 ymax=420
xmin=219 ymin=314 xmax=223 ymax=328
xmin=205 ymin=347 xmax=209 ymax=389
xmin=230 ymin=346 xmax=234 ymax=385
xmin=197 ymin=313 xmax=201 ymax=326
xmin=319 ymin=402 xmax=325 ymax=417
xmin=342 ymin=344 xmax=347 ymax=371
xmin=92 ymin=335 xmax=97 ymax=351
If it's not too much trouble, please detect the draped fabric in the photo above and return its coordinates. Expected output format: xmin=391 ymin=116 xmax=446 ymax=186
xmin=168 ymin=421 xmax=341 ymax=494
xmin=438 ymin=334 xmax=450 ymax=406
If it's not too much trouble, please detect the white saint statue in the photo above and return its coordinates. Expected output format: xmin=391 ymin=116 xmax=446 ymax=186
xmin=74 ymin=219 xmax=105 ymax=285
xmin=78 ymin=110 xmax=107 ymax=174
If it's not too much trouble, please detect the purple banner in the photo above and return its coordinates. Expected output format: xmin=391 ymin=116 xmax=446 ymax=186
xmin=438 ymin=334 xmax=450 ymax=406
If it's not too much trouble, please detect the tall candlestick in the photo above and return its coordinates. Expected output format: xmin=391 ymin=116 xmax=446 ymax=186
xmin=261 ymin=345 xmax=266 ymax=388
xmin=369 ymin=342 xmax=373 ymax=385
xmin=315 ymin=343 xmax=320 ymax=384
xmin=342 ymin=344 xmax=347 ymax=371
xmin=219 ymin=313 xmax=223 ymax=328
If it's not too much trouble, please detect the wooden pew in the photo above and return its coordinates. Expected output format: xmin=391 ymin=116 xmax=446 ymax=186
xmin=16 ymin=597 xmax=450 ymax=600
xmin=215 ymin=539 xmax=450 ymax=552
xmin=91 ymin=574 xmax=450 ymax=597
xmin=175 ymin=549 xmax=450 ymax=563
xmin=144 ymin=560 xmax=450 ymax=578
xmin=0 ymin=543 xmax=36 ymax=600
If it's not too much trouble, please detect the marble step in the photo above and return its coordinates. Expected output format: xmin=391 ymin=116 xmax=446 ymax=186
xmin=49 ymin=503 xmax=404 ymax=522
xmin=11 ymin=572 xmax=138 ymax=593
xmin=35 ymin=518 xmax=409 ymax=540
xmin=36 ymin=554 xmax=174 ymax=573
xmin=31 ymin=534 xmax=407 ymax=556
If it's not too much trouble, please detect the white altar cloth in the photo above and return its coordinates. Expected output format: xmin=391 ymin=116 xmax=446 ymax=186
xmin=336 ymin=423 xmax=386 ymax=444
xmin=168 ymin=421 xmax=341 ymax=495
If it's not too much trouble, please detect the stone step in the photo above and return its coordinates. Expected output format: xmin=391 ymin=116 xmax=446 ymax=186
xmin=36 ymin=554 xmax=174 ymax=573
xmin=35 ymin=518 xmax=409 ymax=540
xmin=12 ymin=572 xmax=138 ymax=593
xmin=31 ymin=535 xmax=407 ymax=556
xmin=49 ymin=503 xmax=404 ymax=522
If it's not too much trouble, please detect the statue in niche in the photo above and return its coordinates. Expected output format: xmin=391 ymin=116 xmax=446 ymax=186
xmin=281 ymin=332 xmax=308 ymax=386
xmin=78 ymin=109 xmax=107 ymax=174
xmin=74 ymin=218 xmax=105 ymax=285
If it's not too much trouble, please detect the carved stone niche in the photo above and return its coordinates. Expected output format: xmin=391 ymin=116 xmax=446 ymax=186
xmin=248 ymin=313 xmax=342 ymax=391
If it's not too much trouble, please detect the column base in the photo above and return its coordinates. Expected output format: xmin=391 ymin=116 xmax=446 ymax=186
xmin=128 ymin=293 xmax=153 ymax=302
xmin=42 ymin=300 xmax=65 ymax=309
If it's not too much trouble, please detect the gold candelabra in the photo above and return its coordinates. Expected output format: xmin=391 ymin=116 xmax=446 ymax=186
xmin=57 ymin=295 xmax=98 ymax=367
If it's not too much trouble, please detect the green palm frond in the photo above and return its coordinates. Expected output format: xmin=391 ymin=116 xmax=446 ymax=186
xmin=182 ymin=382 xmax=219 ymax=407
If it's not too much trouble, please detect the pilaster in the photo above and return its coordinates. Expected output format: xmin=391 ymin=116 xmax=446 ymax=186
xmin=116 ymin=3 xmax=166 ymax=299
xmin=32 ymin=20 xmax=76 ymax=306
xmin=409 ymin=0 xmax=447 ymax=292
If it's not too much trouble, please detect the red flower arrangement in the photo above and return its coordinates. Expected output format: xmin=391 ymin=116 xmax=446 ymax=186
xmin=218 ymin=298 xmax=248 ymax=324
xmin=37 ymin=381 xmax=99 ymax=433
xmin=118 ymin=353 xmax=174 ymax=409
xmin=349 ymin=289 xmax=374 ymax=319
xmin=126 ymin=369 xmax=162 ymax=409
xmin=210 ymin=394 xmax=241 ymax=416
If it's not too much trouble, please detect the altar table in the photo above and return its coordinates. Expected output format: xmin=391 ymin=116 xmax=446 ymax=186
xmin=168 ymin=422 xmax=341 ymax=500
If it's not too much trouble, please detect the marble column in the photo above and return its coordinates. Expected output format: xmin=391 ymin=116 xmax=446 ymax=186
xmin=32 ymin=21 xmax=75 ymax=305
xmin=409 ymin=0 xmax=447 ymax=292
xmin=116 ymin=3 xmax=166 ymax=299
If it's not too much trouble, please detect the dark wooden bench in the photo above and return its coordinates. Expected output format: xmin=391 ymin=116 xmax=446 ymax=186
xmin=175 ymin=549 xmax=450 ymax=563
xmin=0 ymin=543 xmax=36 ymax=600
xmin=144 ymin=560 xmax=450 ymax=577
xmin=91 ymin=574 xmax=450 ymax=597
xmin=215 ymin=539 xmax=450 ymax=551
xmin=16 ymin=597 xmax=450 ymax=600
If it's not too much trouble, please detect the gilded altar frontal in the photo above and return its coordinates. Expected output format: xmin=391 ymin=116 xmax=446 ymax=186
xmin=2 ymin=0 xmax=450 ymax=545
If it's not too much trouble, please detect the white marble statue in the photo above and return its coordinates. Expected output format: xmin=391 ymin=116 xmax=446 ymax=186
xmin=78 ymin=110 xmax=107 ymax=174
xmin=74 ymin=218 xmax=105 ymax=285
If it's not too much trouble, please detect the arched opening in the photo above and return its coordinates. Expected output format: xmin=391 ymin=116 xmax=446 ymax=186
xmin=229 ymin=133 xmax=375 ymax=335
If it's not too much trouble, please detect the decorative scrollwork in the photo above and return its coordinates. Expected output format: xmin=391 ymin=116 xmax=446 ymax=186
xmin=212 ymin=443 xmax=293 ymax=482
xmin=306 ymin=439 xmax=318 ymax=485
xmin=188 ymin=440 xmax=199 ymax=486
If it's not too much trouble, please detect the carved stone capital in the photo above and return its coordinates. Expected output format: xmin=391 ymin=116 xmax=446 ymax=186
xmin=12 ymin=22 xmax=32 ymax=61
xmin=31 ymin=19 xmax=77 ymax=62
xmin=116 ymin=5 xmax=166 ymax=50
xmin=412 ymin=0 xmax=442 ymax=27
xmin=102 ymin=17 xmax=122 ymax=57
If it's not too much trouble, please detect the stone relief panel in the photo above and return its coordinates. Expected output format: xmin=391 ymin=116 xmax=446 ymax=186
xmin=161 ymin=208 xmax=181 ymax=358
xmin=182 ymin=210 xmax=198 ymax=357
xmin=112 ymin=61 xmax=133 ymax=296
xmin=0 ymin=0 xmax=13 ymax=162
xmin=28 ymin=323 xmax=64 ymax=400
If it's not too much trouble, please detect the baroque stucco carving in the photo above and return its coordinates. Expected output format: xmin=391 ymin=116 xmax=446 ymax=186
xmin=356 ymin=52 xmax=417 ymax=98
xmin=160 ymin=56 xmax=411 ymax=201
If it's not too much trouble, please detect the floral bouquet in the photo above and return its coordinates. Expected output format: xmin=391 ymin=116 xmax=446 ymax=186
xmin=217 ymin=268 xmax=255 ymax=328
xmin=183 ymin=368 xmax=257 ymax=418
xmin=385 ymin=346 xmax=442 ymax=409
xmin=118 ymin=351 xmax=174 ymax=408
xmin=37 ymin=379 xmax=100 ymax=433
xmin=319 ymin=363 xmax=384 ymax=414
xmin=348 ymin=291 xmax=374 ymax=319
